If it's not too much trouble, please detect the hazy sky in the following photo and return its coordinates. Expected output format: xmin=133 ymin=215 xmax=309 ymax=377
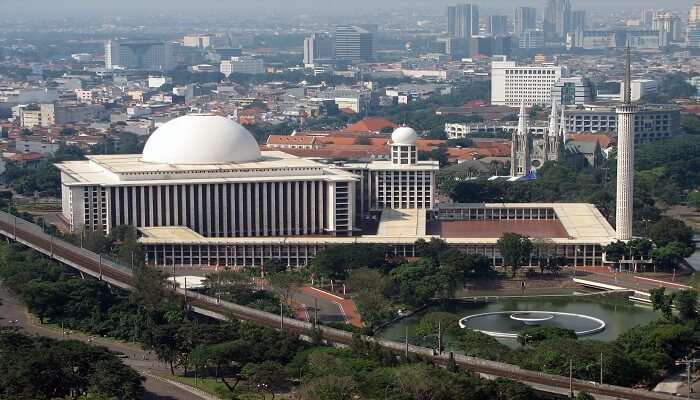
xmin=3 ymin=0 xmax=695 ymax=18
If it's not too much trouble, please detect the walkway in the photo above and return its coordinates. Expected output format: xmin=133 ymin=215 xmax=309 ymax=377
xmin=0 ymin=285 xmax=213 ymax=400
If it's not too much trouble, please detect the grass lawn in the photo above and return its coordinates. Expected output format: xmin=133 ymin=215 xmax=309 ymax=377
xmin=173 ymin=376 xmax=277 ymax=399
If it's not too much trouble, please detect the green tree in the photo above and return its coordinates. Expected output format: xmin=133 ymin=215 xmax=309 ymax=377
xmin=310 ymin=244 xmax=387 ymax=280
xmin=517 ymin=326 xmax=577 ymax=346
xmin=241 ymin=361 xmax=287 ymax=398
xmin=648 ymin=217 xmax=695 ymax=248
xmin=688 ymin=191 xmax=700 ymax=210
xmin=268 ymin=270 xmax=305 ymax=306
xmin=298 ymin=375 xmax=358 ymax=400
xmin=649 ymin=287 xmax=674 ymax=319
xmin=575 ymin=392 xmax=595 ymax=400
xmin=673 ymin=290 xmax=698 ymax=321
xmin=496 ymin=233 xmax=533 ymax=276
xmin=347 ymin=268 xmax=389 ymax=330
xmin=263 ymin=258 xmax=288 ymax=275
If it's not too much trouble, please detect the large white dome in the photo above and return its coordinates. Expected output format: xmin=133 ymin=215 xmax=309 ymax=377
xmin=142 ymin=114 xmax=261 ymax=164
xmin=391 ymin=126 xmax=417 ymax=145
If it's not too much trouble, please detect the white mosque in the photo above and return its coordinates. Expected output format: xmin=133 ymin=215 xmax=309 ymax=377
xmin=57 ymin=114 xmax=619 ymax=268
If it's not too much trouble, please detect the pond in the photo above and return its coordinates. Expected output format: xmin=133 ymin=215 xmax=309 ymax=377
xmin=377 ymin=293 xmax=659 ymax=351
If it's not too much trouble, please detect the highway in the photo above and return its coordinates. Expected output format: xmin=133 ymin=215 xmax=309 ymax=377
xmin=0 ymin=211 xmax=680 ymax=400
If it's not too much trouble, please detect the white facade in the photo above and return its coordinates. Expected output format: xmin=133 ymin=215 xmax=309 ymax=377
xmin=619 ymin=79 xmax=657 ymax=102
xmin=491 ymin=61 xmax=563 ymax=107
xmin=56 ymin=115 xmax=357 ymax=237
xmin=220 ymin=57 xmax=265 ymax=76
xmin=343 ymin=127 xmax=438 ymax=215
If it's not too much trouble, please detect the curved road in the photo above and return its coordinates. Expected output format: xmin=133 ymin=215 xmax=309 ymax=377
xmin=0 ymin=285 xmax=209 ymax=400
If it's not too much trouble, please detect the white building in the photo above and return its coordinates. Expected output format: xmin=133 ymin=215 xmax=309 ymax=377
xmin=56 ymin=114 xmax=616 ymax=268
xmin=105 ymin=40 xmax=176 ymax=71
xmin=148 ymin=76 xmax=173 ymax=89
xmin=491 ymin=60 xmax=563 ymax=107
xmin=56 ymin=115 xmax=358 ymax=236
xmin=619 ymin=79 xmax=657 ymax=102
xmin=220 ymin=57 xmax=265 ymax=76
xmin=342 ymin=127 xmax=439 ymax=215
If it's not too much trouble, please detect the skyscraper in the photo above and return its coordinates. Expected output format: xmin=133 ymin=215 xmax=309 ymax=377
xmin=572 ymin=10 xmax=586 ymax=32
xmin=105 ymin=40 xmax=176 ymax=71
xmin=653 ymin=11 xmax=681 ymax=46
xmin=615 ymin=45 xmax=637 ymax=241
xmin=641 ymin=9 xmax=655 ymax=30
xmin=544 ymin=0 xmax=572 ymax=40
xmin=487 ymin=15 xmax=508 ymax=36
xmin=303 ymin=33 xmax=333 ymax=65
xmin=514 ymin=7 xmax=537 ymax=36
xmin=447 ymin=3 xmax=480 ymax=38
xmin=334 ymin=26 xmax=374 ymax=62
xmin=687 ymin=3 xmax=700 ymax=47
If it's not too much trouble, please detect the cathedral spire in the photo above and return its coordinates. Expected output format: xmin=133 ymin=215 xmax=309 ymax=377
xmin=548 ymin=98 xmax=558 ymax=137
xmin=518 ymin=101 xmax=528 ymax=135
xmin=559 ymin=106 xmax=567 ymax=138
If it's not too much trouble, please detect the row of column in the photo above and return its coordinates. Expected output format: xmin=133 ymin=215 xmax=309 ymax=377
xmin=108 ymin=180 xmax=332 ymax=237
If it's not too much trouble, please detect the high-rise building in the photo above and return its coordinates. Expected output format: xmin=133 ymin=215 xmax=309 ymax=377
xmin=687 ymin=3 xmax=700 ymax=47
xmin=543 ymin=0 xmax=572 ymax=40
xmin=519 ymin=29 xmax=545 ymax=49
xmin=491 ymin=60 xmax=563 ymax=107
xmin=641 ymin=9 xmax=655 ymax=29
xmin=572 ymin=10 xmax=586 ymax=32
xmin=514 ymin=7 xmax=537 ymax=36
xmin=447 ymin=3 xmax=480 ymax=38
xmin=487 ymin=15 xmax=508 ymax=36
xmin=550 ymin=77 xmax=595 ymax=105
xmin=615 ymin=45 xmax=637 ymax=241
xmin=334 ymin=26 xmax=374 ymax=62
xmin=105 ymin=40 xmax=176 ymax=71
xmin=303 ymin=33 xmax=334 ymax=65
xmin=653 ymin=11 xmax=681 ymax=46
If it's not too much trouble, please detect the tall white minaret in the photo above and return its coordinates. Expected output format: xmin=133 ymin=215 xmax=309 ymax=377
xmin=615 ymin=44 xmax=637 ymax=241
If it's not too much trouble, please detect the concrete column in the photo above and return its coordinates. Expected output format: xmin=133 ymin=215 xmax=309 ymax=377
xmin=615 ymin=105 xmax=636 ymax=240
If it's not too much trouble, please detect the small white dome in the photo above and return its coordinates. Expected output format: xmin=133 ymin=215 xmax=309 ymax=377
xmin=391 ymin=126 xmax=417 ymax=145
xmin=142 ymin=114 xmax=261 ymax=164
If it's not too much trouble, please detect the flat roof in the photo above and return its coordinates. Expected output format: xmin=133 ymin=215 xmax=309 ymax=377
xmin=432 ymin=220 xmax=569 ymax=239
xmin=57 ymin=151 xmax=358 ymax=185
xmin=372 ymin=209 xmax=427 ymax=237
xmin=138 ymin=203 xmax=616 ymax=246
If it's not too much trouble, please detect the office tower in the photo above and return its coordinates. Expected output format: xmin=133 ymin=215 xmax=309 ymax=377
xmin=105 ymin=40 xmax=175 ymax=71
xmin=615 ymin=45 xmax=637 ymax=241
xmin=447 ymin=3 xmax=480 ymax=38
xmin=653 ymin=11 xmax=681 ymax=46
xmin=491 ymin=60 xmax=562 ymax=107
xmin=220 ymin=56 xmax=265 ymax=76
xmin=641 ymin=9 xmax=655 ymax=29
xmin=572 ymin=10 xmax=586 ymax=31
xmin=303 ymin=33 xmax=333 ymax=65
xmin=550 ymin=77 xmax=595 ymax=105
xmin=687 ymin=3 xmax=700 ymax=47
xmin=514 ymin=7 xmax=537 ymax=36
xmin=334 ymin=26 xmax=374 ymax=62
xmin=487 ymin=15 xmax=508 ymax=36
xmin=544 ymin=0 xmax=572 ymax=40
xmin=519 ymin=29 xmax=545 ymax=49
xmin=443 ymin=37 xmax=471 ymax=59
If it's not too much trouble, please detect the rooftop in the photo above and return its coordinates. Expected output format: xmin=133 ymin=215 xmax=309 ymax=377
xmin=138 ymin=203 xmax=616 ymax=246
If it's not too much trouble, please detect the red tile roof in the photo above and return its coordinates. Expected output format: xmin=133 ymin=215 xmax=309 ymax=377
xmin=346 ymin=117 xmax=397 ymax=133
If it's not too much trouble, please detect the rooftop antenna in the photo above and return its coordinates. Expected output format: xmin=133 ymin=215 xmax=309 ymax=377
xmin=623 ymin=40 xmax=632 ymax=105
